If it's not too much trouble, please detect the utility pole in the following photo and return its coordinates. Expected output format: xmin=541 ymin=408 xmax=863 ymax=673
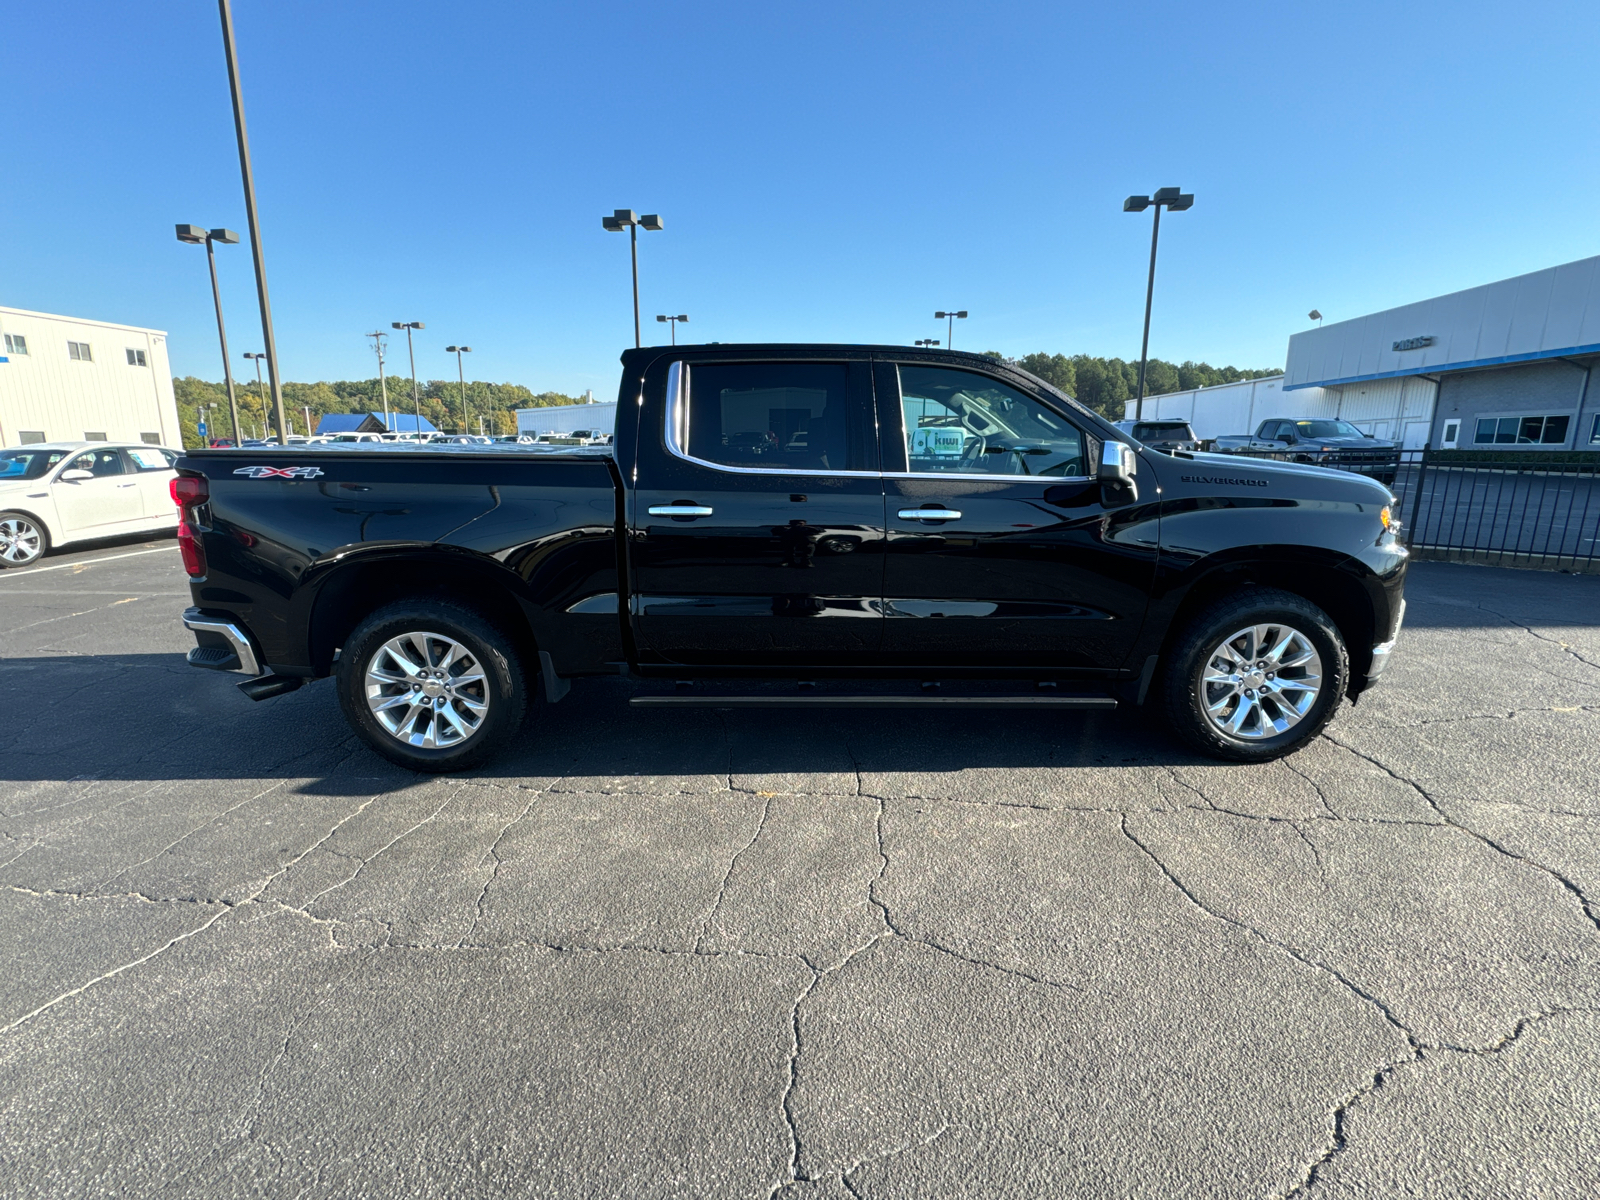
xmin=367 ymin=331 xmax=390 ymax=430
xmin=217 ymin=0 xmax=287 ymax=445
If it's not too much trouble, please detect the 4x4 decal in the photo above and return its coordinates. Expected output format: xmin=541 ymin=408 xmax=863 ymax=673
xmin=233 ymin=465 xmax=325 ymax=479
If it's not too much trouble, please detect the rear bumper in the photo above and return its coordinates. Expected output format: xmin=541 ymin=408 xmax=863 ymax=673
xmin=182 ymin=607 xmax=263 ymax=676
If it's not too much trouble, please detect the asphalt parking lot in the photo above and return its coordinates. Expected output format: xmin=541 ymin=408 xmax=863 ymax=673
xmin=1 ymin=538 xmax=1597 ymax=1199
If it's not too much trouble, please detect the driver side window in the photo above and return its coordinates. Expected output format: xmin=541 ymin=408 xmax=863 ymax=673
xmin=897 ymin=365 xmax=1086 ymax=477
xmin=68 ymin=449 xmax=127 ymax=477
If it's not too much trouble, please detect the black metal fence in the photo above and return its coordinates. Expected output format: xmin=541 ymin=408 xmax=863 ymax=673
xmin=1209 ymin=447 xmax=1600 ymax=573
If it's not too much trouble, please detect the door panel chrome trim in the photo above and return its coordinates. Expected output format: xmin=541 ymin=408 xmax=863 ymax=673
xmin=647 ymin=504 xmax=714 ymax=517
xmin=897 ymin=508 xmax=962 ymax=520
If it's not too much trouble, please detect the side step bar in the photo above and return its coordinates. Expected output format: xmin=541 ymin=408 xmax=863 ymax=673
xmin=630 ymin=695 xmax=1116 ymax=710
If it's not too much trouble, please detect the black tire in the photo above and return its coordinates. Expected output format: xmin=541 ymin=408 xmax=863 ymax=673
xmin=1160 ymin=587 xmax=1349 ymax=762
xmin=0 ymin=511 xmax=49 ymax=569
xmin=336 ymin=599 xmax=529 ymax=772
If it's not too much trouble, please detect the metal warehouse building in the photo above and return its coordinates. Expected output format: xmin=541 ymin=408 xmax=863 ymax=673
xmin=0 ymin=306 xmax=182 ymax=448
xmin=1130 ymin=254 xmax=1600 ymax=452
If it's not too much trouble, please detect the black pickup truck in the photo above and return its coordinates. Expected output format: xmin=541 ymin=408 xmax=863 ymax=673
xmin=173 ymin=345 xmax=1408 ymax=770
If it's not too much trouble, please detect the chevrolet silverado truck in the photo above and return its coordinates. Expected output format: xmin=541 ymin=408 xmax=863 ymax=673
xmin=173 ymin=345 xmax=1408 ymax=771
xmin=1213 ymin=418 xmax=1402 ymax=485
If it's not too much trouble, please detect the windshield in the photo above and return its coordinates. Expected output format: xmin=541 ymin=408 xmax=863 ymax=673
xmin=1295 ymin=420 xmax=1364 ymax=438
xmin=1132 ymin=422 xmax=1194 ymax=440
xmin=0 ymin=448 xmax=70 ymax=481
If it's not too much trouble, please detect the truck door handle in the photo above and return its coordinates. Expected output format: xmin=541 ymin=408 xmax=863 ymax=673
xmin=648 ymin=504 xmax=714 ymax=517
xmin=117 ymin=482 xmax=137 ymax=488
xmin=898 ymin=508 xmax=962 ymax=521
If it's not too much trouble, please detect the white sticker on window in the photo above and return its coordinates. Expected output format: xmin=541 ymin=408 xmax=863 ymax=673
xmin=128 ymin=448 xmax=167 ymax=470
xmin=912 ymin=428 xmax=966 ymax=457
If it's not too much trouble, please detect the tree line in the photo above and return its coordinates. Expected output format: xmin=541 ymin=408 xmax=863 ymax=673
xmin=982 ymin=352 xmax=1281 ymax=420
xmin=172 ymin=375 xmax=588 ymax=446
xmin=172 ymin=352 xmax=1280 ymax=446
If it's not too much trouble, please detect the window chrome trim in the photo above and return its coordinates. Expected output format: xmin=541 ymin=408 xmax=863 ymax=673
xmin=883 ymin=471 xmax=1096 ymax=484
xmin=661 ymin=357 xmax=882 ymax=479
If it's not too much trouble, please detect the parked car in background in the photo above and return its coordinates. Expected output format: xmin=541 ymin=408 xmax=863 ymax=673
xmin=0 ymin=442 xmax=178 ymax=568
xmin=330 ymin=433 xmax=384 ymax=444
xmin=1114 ymin=419 xmax=1200 ymax=454
xmin=1214 ymin=418 xmax=1401 ymax=485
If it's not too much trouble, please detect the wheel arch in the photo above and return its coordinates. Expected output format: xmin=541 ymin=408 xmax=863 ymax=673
xmin=1157 ymin=549 xmax=1379 ymax=694
xmin=306 ymin=547 xmax=540 ymax=678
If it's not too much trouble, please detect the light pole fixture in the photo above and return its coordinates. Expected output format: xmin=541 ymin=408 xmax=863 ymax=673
xmin=445 ymin=345 xmax=472 ymax=433
xmin=216 ymin=0 xmax=287 ymax=445
xmin=242 ymin=352 xmax=268 ymax=439
xmin=655 ymin=314 xmax=689 ymax=345
xmin=176 ymin=224 xmax=244 ymax=446
xmin=1123 ymin=185 xmax=1194 ymax=420
xmin=914 ymin=338 xmax=941 ymax=347
xmin=391 ymin=321 xmax=425 ymax=436
xmin=602 ymin=209 xmax=663 ymax=349
xmin=934 ymin=310 xmax=967 ymax=350
xmin=366 ymin=331 xmax=391 ymax=429
xmin=1309 ymin=309 xmax=1324 ymax=326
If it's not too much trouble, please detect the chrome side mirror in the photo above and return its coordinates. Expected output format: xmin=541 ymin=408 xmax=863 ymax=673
xmin=1098 ymin=441 xmax=1138 ymax=506
xmin=1098 ymin=440 xmax=1136 ymax=482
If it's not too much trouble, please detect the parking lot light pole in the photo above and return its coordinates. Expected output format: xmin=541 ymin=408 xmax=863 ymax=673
xmin=446 ymin=345 xmax=472 ymax=432
xmin=1123 ymin=186 xmax=1194 ymax=421
xmin=242 ymin=352 xmax=268 ymax=439
xmin=603 ymin=210 xmax=663 ymax=348
xmin=392 ymin=322 xmax=425 ymax=436
xmin=367 ymin=331 xmax=391 ymax=430
xmin=934 ymin=310 xmax=967 ymax=350
xmin=655 ymin=314 xmax=689 ymax=345
xmin=176 ymin=225 xmax=244 ymax=445
xmin=914 ymin=338 xmax=941 ymax=347
xmin=216 ymin=0 xmax=287 ymax=446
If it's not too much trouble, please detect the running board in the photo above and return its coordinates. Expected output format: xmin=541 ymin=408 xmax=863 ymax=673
xmin=630 ymin=694 xmax=1116 ymax=710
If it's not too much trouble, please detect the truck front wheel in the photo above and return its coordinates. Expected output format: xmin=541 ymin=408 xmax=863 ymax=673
xmin=336 ymin=599 xmax=528 ymax=772
xmin=1160 ymin=588 xmax=1348 ymax=762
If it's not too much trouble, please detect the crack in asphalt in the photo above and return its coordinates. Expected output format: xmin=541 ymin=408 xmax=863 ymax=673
xmin=1475 ymin=602 xmax=1600 ymax=672
xmin=1321 ymin=732 xmax=1600 ymax=933
xmin=0 ymin=786 xmax=390 ymax=1036
xmin=696 ymin=792 xmax=775 ymax=954
xmin=457 ymin=788 xmax=549 ymax=949
xmin=1278 ymin=1006 xmax=1596 ymax=1199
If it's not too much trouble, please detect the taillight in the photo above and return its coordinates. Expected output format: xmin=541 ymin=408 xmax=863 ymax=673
xmin=171 ymin=474 xmax=209 ymax=577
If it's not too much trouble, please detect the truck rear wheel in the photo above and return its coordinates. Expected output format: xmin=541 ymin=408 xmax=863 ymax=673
xmin=1160 ymin=587 xmax=1348 ymax=762
xmin=336 ymin=599 xmax=528 ymax=772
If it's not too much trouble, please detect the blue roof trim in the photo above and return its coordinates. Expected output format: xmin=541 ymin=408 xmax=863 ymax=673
xmin=1285 ymin=341 xmax=1600 ymax=391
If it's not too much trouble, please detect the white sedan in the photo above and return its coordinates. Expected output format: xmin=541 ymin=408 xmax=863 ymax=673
xmin=0 ymin=441 xmax=180 ymax=568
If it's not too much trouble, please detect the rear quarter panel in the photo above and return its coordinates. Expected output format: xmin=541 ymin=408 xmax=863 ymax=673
xmin=179 ymin=449 xmax=623 ymax=675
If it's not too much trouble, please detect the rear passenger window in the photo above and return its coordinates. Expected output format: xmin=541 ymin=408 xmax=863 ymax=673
xmin=681 ymin=362 xmax=870 ymax=472
xmin=897 ymin=365 xmax=1087 ymax=477
xmin=127 ymin=447 xmax=174 ymax=472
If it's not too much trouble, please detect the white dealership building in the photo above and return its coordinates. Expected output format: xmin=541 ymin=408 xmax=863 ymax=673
xmin=0 ymin=306 xmax=182 ymax=449
xmin=1128 ymin=254 xmax=1600 ymax=452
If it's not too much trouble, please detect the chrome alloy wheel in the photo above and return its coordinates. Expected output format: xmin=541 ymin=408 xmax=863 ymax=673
xmin=0 ymin=516 xmax=43 ymax=566
xmin=364 ymin=631 xmax=490 ymax=749
xmin=1199 ymin=622 xmax=1323 ymax=741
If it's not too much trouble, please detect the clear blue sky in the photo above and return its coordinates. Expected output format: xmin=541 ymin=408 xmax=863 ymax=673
xmin=4 ymin=0 xmax=1598 ymax=398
